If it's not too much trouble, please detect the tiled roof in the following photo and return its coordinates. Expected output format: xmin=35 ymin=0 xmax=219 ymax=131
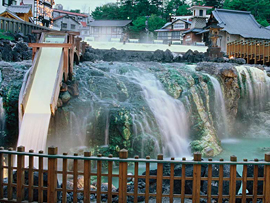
xmin=7 ymin=5 xmax=31 ymax=14
xmin=80 ymin=22 xmax=87 ymax=27
xmin=0 ymin=10 xmax=24 ymax=21
xmin=89 ymin=20 xmax=132 ymax=27
xmin=213 ymin=9 xmax=270 ymax=39
xmin=53 ymin=15 xmax=80 ymax=24
xmin=53 ymin=9 xmax=88 ymax=17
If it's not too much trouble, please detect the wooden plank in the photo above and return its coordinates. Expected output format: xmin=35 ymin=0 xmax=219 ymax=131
xmin=145 ymin=156 xmax=150 ymax=203
xmin=84 ymin=152 xmax=91 ymax=203
xmin=253 ymin=160 xmax=258 ymax=203
xmin=242 ymin=159 xmax=248 ymax=203
xmin=63 ymin=47 xmax=69 ymax=82
xmin=134 ymin=156 xmax=139 ymax=203
xmin=96 ymin=155 xmax=102 ymax=203
xmin=28 ymin=150 xmax=34 ymax=202
xmin=17 ymin=146 xmax=25 ymax=203
xmin=73 ymin=154 xmax=78 ymax=203
xmin=192 ymin=153 xmax=201 ymax=203
xmin=7 ymin=148 xmax=13 ymax=201
xmin=62 ymin=153 xmax=68 ymax=203
xmin=181 ymin=157 xmax=186 ymax=203
xmin=0 ymin=147 xmax=4 ymax=199
xmin=28 ymin=43 xmax=72 ymax=48
xmin=207 ymin=159 xmax=212 ymax=203
xmin=156 ymin=155 xmax=163 ymax=203
xmin=47 ymin=147 xmax=58 ymax=203
xmin=107 ymin=155 xmax=113 ymax=203
xmin=218 ymin=159 xmax=224 ymax=203
xmin=265 ymin=153 xmax=270 ymax=203
xmin=169 ymin=158 xmax=175 ymax=203
xmin=229 ymin=156 xmax=237 ymax=203
xmin=38 ymin=151 xmax=43 ymax=203
xmin=118 ymin=150 xmax=128 ymax=203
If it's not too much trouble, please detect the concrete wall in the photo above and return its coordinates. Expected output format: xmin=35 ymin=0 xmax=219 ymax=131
xmin=218 ymin=31 xmax=241 ymax=53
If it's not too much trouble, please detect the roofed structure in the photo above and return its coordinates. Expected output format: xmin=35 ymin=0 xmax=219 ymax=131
xmin=0 ymin=4 xmax=33 ymax=22
xmin=89 ymin=20 xmax=132 ymax=27
xmin=212 ymin=9 xmax=270 ymax=39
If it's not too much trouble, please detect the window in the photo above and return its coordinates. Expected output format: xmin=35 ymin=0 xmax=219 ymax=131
xmin=71 ymin=24 xmax=76 ymax=30
xmin=62 ymin=23 xmax=67 ymax=29
xmin=174 ymin=23 xmax=185 ymax=29
xmin=172 ymin=32 xmax=180 ymax=39
xmin=112 ymin=27 xmax=117 ymax=34
xmin=94 ymin=28 xmax=99 ymax=33
xmin=199 ymin=10 xmax=203 ymax=16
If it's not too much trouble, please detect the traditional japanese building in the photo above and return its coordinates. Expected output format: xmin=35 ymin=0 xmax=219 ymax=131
xmin=182 ymin=5 xmax=212 ymax=45
xmin=207 ymin=9 xmax=270 ymax=52
xmin=155 ymin=18 xmax=191 ymax=44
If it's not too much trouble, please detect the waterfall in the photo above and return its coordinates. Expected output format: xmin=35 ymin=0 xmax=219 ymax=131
xmin=208 ymin=75 xmax=228 ymax=138
xmin=127 ymin=71 xmax=190 ymax=157
xmin=0 ymin=98 xmax=5 ymax=137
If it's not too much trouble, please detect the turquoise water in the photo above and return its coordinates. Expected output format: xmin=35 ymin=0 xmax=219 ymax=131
xmin=216 ymin=138 xmax=270 ymax=161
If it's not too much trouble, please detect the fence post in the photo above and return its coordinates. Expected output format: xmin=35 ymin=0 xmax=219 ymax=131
xmin=119 ymin=149 xmax=128 ymax=203
xmin=193 ymin=152 xmax=202 ymax=203
xmin=84 ymin=152 xmax=91 ymax=203
xmin=17 ymin=146 xmax=25 ymax=203
xmin=47 ymin=147 xmax=58 ymax=203
xmin=229 ymin=156 xmax=237 ymax=203
xmin=7 ymin=147 xmax=13 ymax=201
xmin=156 ymin=154 xmax=163 ymax=203
xmin=265 ymin=153 xmax=270 ymax=202
xmin=0 ymin=146 xmax=4 ymax=200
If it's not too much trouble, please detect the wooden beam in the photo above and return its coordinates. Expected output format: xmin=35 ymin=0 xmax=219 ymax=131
xmin=29 ymin=43 xmax=72 ymax=48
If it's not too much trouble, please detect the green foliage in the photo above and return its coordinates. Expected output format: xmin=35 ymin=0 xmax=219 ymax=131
xmin=0 ymin=30 xmax=14 ymax=41
xmin=70 ymin=9 xmax=80 ymax=13
xmin=92 ymin=3 xmax=123 ymax=20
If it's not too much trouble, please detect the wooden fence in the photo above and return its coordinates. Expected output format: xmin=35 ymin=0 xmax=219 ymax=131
xmin=0 ymin=17 xmax=50 ymax=36
xmin=227 ymin=39 xmax=270 ymax=65
xmin=0 ymin=146 xmax=270 ymax=203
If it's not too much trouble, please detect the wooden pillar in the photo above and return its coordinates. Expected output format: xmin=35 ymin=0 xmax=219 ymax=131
xmin=119 ymin=149 xmax=128 ymax=203
xmin=47 ymin=147 xmax=58 ymax=203
xmin=7 ymin=148 xmax=13 ymax=201
xmin=229 ymin=156 xmax=237 ymax=203
xmin=192 ymin=152 xmax=201 ymax=203
xmin=84 ymin=152 xmax=91 ymax=203
xmin=17 ymin=146 xmax=25 ymax=203
xmin=62 ymin=153 xmax=68 ymax=203
xmin=63 ymin=47 xmax=69 ymax=82
xmin=265 ymin=153 xmax=270 ymax=202
xmin=156 ymin=154 xmax=163 ymax=203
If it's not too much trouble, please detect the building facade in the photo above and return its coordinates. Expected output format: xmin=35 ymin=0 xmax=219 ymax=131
xmin=155 ymin=19 xmax=191 ymax=44
xmin=53 ymin=15 xmax=80 ymax=31
xmin=89 ymin=20 xmax=132 ymax=41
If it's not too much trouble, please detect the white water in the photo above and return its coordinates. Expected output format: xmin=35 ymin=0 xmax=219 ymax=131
xmin=17 ymin=48 xmax=62 ymax=154
xmin=0 ymin=98 xmax=5 ymax=136
xmin=128 ymin=71 xmax=190 ymax=157
xmin=208 ymin=75 xmax=229 ymax=138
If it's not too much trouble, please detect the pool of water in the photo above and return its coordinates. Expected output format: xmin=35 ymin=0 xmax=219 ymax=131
xmin=216 ymin=138 xmax=270 ymax=161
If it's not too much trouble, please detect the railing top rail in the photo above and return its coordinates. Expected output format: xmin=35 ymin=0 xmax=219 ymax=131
xmin=1 ymin=150 xmax=270 ymax=165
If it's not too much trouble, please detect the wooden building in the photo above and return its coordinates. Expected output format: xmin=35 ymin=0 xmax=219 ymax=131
xmin=0 ymin=4 xmax=33 ymax=22
xmin=208 ymin=9 xmax=270 ymax=52
xmin=155 ymin=18 xmax=191 ymax=44
xmin=182 ymin=5 xmax=212 ymax=45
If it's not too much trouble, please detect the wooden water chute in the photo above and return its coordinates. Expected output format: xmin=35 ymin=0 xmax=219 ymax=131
xmin=19 ymin=31 xmax=82 ymax=124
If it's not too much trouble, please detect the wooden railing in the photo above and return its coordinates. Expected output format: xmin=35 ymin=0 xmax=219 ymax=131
xmin=227 ymin=39 xmax=270 ymax=65
xmin=0 ymin=147 xmax=270 ymax=202
xmin=0 ymin=17 xmax=50 ymax=36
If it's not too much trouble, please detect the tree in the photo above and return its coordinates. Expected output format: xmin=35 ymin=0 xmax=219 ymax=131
xmin=91 ymin=3 xmax=122 ymax=20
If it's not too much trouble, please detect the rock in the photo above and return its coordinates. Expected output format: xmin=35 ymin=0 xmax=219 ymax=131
xmin=61 ymin=92 xmax=71 ymax=103
xmin=57 ymin=98 xmax=63 ymax=108
xmin=221 ymin=68 xmax=238 ymax=78
xmin=203 ymin=147 xmax=214 ymax=157
xmin=152 ymin=49 xmax=164 ymax=62
xmin=164 ymin=49 xmax=173 ymax=62
xmin=61 ymin=83 xmax=68 ymax=92
xmin=235 ymin=58 xmax=246 ymax=64
xmin=246 ymin=164 xmax=264 ymax=195
xmin=202 ymin=164 xmax=241 ymax=196
xmin=68 ymin=82 xmax=79 ymax=97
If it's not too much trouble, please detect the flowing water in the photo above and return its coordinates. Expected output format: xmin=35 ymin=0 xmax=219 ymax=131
xmin=126 ymin=70 xmax=190 ymax=157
